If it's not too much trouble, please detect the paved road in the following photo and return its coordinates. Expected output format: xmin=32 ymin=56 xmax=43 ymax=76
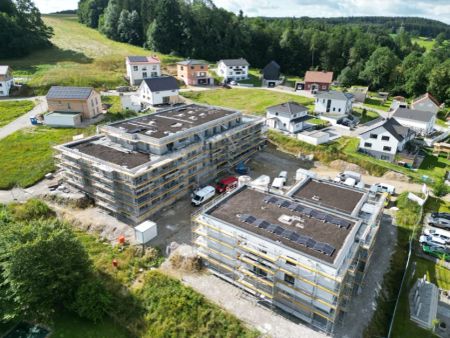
xmin=0 ymin=97 xmax=46 ymax=140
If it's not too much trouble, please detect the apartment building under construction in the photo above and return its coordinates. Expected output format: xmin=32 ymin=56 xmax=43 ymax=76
xmin=192 ymin=176 xmax=385 ymax=333
xmin=55 ymin=104 xmax=265 ymax=224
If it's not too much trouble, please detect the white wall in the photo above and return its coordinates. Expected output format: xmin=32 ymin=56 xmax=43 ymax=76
xmin=217 ymin=62 xmax=249 ymax=81
xmin=359 ymin=126 xmax=400 ymax=157
xmin=315 ymin=97 xmax=351 ymax=115
xmin=126 ymin=61 xmax=161 ymax=86
xmin=138 ymin=82 xmax=179 ymax=105
xmin=0 ymin=79 xmax=14 ymax=97
xmin=266 ymin=110 xmax=307 ymax=133
xmin=395 ymin=116 xmax=434 ymax=135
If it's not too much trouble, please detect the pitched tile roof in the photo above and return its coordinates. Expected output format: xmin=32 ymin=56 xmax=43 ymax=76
xmin=267 ymin=101 xmax=308 ymax=115
xmin=360 ymin=118 xmax=413 ymax=142
xmin=177 ymin=59 xmax=208 ymax=66
xmin=142 ymin=76 xmax=179 ymax=92
xmin=127 ymin=56 xmax=160 ymax=64
xmin=218 ymin=58 xmax=250 ymax=67
xmin=304 ymin=71 xmax=333 ymax=84
xmin=315 ymin=90 xmax=353 ymax=101
xmin=46 ymin=86 xmax=94 ymax=100
xmin=412 ymin=93 xmax=441 ymax=107
xmin=393 ymin=107 xmax=435 ymax=123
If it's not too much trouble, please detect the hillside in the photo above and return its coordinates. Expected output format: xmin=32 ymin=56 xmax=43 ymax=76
xmin=1 ymin=15 xmax=179 ymax=94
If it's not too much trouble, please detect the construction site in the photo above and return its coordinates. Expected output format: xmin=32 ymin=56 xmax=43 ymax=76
xmin=192 ymin=175 xmax=385 ymax=334
xmin=55 ymin=104 xmax=266 ymax=225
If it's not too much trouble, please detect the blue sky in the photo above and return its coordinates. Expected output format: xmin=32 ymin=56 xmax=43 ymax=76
xmin=34 ymin=0 xmax=450 ymax=24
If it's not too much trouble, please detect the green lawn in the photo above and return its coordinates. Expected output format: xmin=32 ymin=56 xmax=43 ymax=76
xmin=0 ymin=100 xmax=35 ymax=127
xmin=412 ymin=37 xmax=435 ymax=52
xmin=308 ymin=118 xmax=329 ymax=127
xmin=363 ymin=97 xmax=392 ymax=112
xmin=0 ymin=126 xmax=95 ymax=189
xmin=352 ymin=107 xmax=380 ymax=124
xmin=2 ymin=15 xmax=180 ymax=94
xmin=237 ymin=68 xmax=262 ymax=87
xmin=182 ymin=88 xmax=314 ymax=115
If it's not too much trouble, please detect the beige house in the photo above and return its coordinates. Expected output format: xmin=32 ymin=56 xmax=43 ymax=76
xmin=46 ymin=86 xmax=102 ymax=120
xmin=0 ymin=65 xmax=14 ymax=97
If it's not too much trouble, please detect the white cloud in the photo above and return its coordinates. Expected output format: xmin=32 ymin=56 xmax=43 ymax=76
xmin=32 ymin=0 xmax=450 ymax=23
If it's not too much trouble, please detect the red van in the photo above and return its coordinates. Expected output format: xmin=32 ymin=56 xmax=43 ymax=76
xmin=215 ymin=177 xmax=238 ymax=193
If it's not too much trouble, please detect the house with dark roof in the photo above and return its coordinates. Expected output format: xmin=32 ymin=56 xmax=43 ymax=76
xmin=0 ymin=65 xmax=14 ymax=97
xmin=314 ymin=90 xmax=353 ymax=116
xmin=296 ymin=71 xmax=333 ymax=92
xmin=261 ymin=61 xmax=282 ymax=87
xmin=393 ymin=107 xmax=436 ymax=135
xmin=126 ymin=55 xmax=161 ymax=85
xmin=45 ymin=86 xmax=102 ymax=126
xmin=176 ymin=59 xmax=213 ymax=86
xmin=266 ymin=102 xmax=312 ymax=133
xmin=411 ymin=93 xmax=442 ymax=115
xmin=358 ymin=118 xmax=415 ymax=162
xmin=137 ymin=76 xmax=180 ymax=106
xmin=217 ymin=58 xmax=249 ymax=82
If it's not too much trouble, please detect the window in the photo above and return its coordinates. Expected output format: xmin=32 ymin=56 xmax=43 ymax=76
xmin=383 ymin=146 xmax=392 ymax=151
xmin=67 ymin=103 xmax=71 ymax=109
xmin=322 ymin=99 xmax=325 ymax=103
xmin=133 ymin=66 xmax=138 ymax=71
xmin=381 ymin=136 xmax=390 ymax=141
xmin=142 ymin=72 xmax=148 ymax=78
xmin=338 ymin=108 xmax=341 ymax=112
xmin=285 ymin=259 xmax=296 ymax=266
xmin=200 ymin=65 xmax=204 ymax=69
xmin=370 ymin=134 xmax=378 ymax=139
xmin=180 ymin=66 xmax=184 ymax=70
xmin=142 ymin=67 xmax=147 ymax=71
xmin=275 ymin=112 xmax=278 ymax=116
xmin=284 ymin=273 xmax=295 ymax=285
xmin=190 ymin=66 xmax=194 ymax=69
xmin=364 ymin=142 xmax=372 ymax=148
xmin=253 ymin=266 xmax=267 ymax=277
xmin=333 ymin=107 xmax=335 ymax=112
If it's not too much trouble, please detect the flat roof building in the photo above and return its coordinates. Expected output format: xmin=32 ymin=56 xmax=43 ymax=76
xmin=192 ymin=176 xmax=385 ymax=334
xmin=55 ymin=104 xmax=266 ymax=224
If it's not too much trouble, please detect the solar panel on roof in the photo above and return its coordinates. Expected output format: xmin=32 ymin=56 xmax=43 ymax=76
xmin=289 ymin=233 xmax=300 ymax=242
xmin=306 ymin=238 xmax=316 ymax=248
xmin=294 ymin=205 xmax=304 ymax=213
xmin=266 ymin=224 xmax=278 ymax=233
xmin=254 ymin=219 xmax=270 ymax=229
xmin=287 ymin=203 xmax=298 ymax=211
xmin=297 ymin=235 xmax=315 ymax=247
xmin=313 ymin=242 xmax=335 ymax=256
xmin=239 ymin=214 xmax=257 ymax=224
xmin=280 ymin=201 xmax=291 ymax=208
xmin=312 ymin=211 xmax=327 ymax=221
xmin=263 ymin=196 xmax=279 ymax=204
xmin=302 ymin=207 xmax=313 ymax=217
xmin=274 ymin=226 xmax=285 ymax=235
xmin=281 ymin=230 xmax=294 ymax=239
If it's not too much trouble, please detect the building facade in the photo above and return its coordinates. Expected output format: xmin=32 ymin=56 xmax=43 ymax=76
xmin=393 ymin=107 xmax=436 ymax=136
xmin=358 ymin=118 xmax=415 ymax=162
xmin=266 ymin=102 xmax=312 ymax=133
xmin=177 ymin=60 xmax=213 ymax=86
xmin=262 ymin=61 xmax=282 ymax=87
xmin=217 ymin=59 xmax=249 ymax=82
xmin=137 ymin=76 xmax=180 ymax=106
xmin=0 ymin=65 xmax=14 ymax=97
xmin=411 ymin=93 xmax=441 ymax=115
xmin=304 ymin=71 xmax=333 ymax=92
xmin=55 ymin=104 xmax=266 ymax=225
xmin=126 ymin=56 xmax=161 ymax=86
xmin=314 ymin=91 xmax=353 ymax=115
xmin=46 ymin=86 xmax=102 ymax=120
xmin=192 ymin=177 xmax=385 ymax=334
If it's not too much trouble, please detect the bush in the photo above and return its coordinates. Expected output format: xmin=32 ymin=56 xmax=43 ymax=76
xmin=70 ymin=276 xmax=112 ymax=322
xmin=432 ymin=179 xmax=449 ymax=197
xmin=7 ymin=199 xmax=55 ymax=221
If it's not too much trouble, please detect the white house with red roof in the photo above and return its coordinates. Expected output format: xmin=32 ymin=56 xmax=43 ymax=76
xmin=126 ymin=56 xmax=161 ymax=86
xmin=411 ymin=93 xmax=442 ymax=115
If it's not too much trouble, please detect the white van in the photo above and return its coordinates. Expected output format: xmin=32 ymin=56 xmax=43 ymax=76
xmin=191 ymin=186 xmax=216 ymax=206
xmin=372 ymin=183 xmax=395 ymax=195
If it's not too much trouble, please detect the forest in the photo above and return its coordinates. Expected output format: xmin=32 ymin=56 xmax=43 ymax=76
xmin=0 ymin=0 xmax=53 ymax=58
xmin=77 ymin=0 xmax=450 ymax=103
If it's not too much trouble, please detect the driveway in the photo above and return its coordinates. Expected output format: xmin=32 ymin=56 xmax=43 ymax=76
xmin=0 ymin=96 xmax=46 ymax=140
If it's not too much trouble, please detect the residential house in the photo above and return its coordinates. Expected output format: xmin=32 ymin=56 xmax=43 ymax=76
xmin=349 ymin=86 xmax=368 ymax=103
xmin=358 ymin=118 xmax=415 ymax=162
xmin=0 ymin=65 xmax=14 ymax=97
xmin=217 ymin=58 xmax=249 ymax=82
xmin=45 ymin=86 xmax=102 ymax=126
xmin=126 ymin=56 xmax=161 ymax=86
xmin=261 ymin=61 xmax=282 ymax=87
xmin=176 ymin=59 xmax=213 ymax=86
xmin=409 ymin=276 xmax=439 ymax=330
xmin=137 ymin=76 xmax=180 ymax=106
xmin=411 ymin=93 xmax=442 ymax=115
xmin=393 ymin=107 xmax=436 ymax=135
xmin=266 ymin=102 xmax=312 ymax=133
xmin=300 ymin=71 xmax=333 ymax=92
xmin=390 ymin=96 xmax=408 ymax=111
xmin=314 ymin=91 xmax=353 ymax=115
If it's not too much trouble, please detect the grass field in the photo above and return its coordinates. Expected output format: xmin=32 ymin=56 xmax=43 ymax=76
xmin=2 ymin=15 xmax=180 ymax=94
xmin=182 ymin=88 xmax=314 ymax=115
xmin=363 ymin=97 xmax=392 ymax=112
xmin=0 ymin=126 xmax=95 ymax=189
xmin=352 ymin=107 xmax=380 ymax=124
xmin=0 ymin=100 xmax=35 ymax=127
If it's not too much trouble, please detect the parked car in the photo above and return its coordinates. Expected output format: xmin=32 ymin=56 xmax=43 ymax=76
xmin=216 ymin=177 xmax=238 ymax=194
xmin=191 ymin=186 xmax=216 ymax=206
xmin=419 ymin=235 xmax=447 ymax=249
xmin=423 ymin=228 xmax=450 ymax=244
xmin=429 ymin=214 xmax=450 ymax=229
xmin=229 ymin=81 xmax=237 ymax=86
xmin=431 ymin=212 xmax=450 ymax=220
xmin=422 ymin=245 xmax=450 ymax=261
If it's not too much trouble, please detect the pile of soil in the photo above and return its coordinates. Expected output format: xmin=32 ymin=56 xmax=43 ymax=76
xmin=167 ymin=244 xmax=202 ymax=272
xmin=329 ymin=160 xmax=368 ymax=174
xmin=382 ymin=171 xmax=410 ymax=182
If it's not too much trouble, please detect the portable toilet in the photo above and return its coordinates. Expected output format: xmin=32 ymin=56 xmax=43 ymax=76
xmin=134 ymin=221 xmax=157 ymax=244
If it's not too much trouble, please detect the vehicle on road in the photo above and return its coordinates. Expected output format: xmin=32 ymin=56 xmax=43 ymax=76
xmin=216 ymin=177 xmax=238 ymax=194
xmin=191 ymin=186 xmax=216 ymax=206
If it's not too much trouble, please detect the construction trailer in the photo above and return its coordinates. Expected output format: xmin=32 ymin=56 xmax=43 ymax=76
xmin=192 ymin=177 xmax=385 ymax=334
xmin=55 ymin=104 xmax=266 ymax=225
